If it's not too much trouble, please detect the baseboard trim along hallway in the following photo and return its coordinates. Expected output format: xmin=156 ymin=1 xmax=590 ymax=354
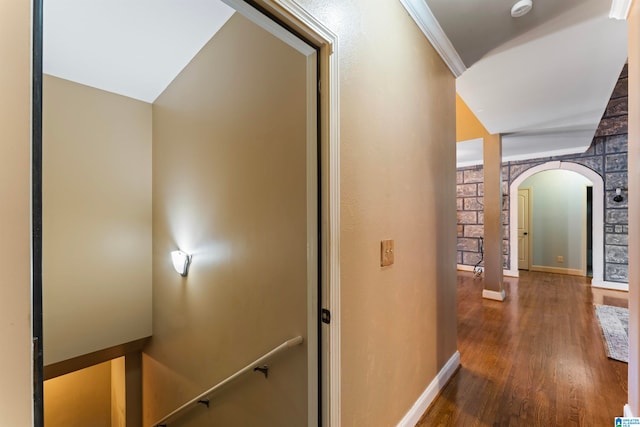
xmin=396 ymin=351 xmax=461 ymax=427
xmin=592 ymin=279 xmax=630 ymax=292
xmin=456 ymin=264 xmax=519 ymax=278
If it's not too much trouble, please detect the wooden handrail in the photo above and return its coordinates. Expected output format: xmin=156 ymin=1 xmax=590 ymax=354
xmin=151 ymin=335 xmax=304 ymax=427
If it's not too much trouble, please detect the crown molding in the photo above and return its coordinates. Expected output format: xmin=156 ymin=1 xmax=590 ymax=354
xmin=399 ymin=0 xmax=466 ymax=77
xmin=609 ymin=0 xmax=633 ymax=20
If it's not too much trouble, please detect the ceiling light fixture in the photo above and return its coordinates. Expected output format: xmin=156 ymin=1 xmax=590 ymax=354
xmin=511 ymin=0 xmax=533 ymax=18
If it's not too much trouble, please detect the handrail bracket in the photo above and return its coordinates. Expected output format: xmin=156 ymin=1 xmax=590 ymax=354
xmin=253 ymin=365 xmax=269 ymax=378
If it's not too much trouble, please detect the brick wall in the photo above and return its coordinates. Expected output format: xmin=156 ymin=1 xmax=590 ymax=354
xmin=457 ymin=64 xmax=628 ymax=282
xmin=456 ymin=168 xmax=509 ymax=269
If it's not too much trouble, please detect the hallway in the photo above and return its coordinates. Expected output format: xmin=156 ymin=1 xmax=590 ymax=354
xmin=418 ymin=271 xmax=628 ymax=426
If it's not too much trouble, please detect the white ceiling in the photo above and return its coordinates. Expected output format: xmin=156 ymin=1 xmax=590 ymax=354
xmin=43 ymin=0 xmax=235 ymax=103
xmin=45 ymin=0 xmax=629 ymax=165
xmin=422 ymin=0 xmax=629 ymax=166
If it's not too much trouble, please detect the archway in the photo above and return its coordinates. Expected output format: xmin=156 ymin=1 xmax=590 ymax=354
xmin=508 ymin=161 xmax=611 ymax=288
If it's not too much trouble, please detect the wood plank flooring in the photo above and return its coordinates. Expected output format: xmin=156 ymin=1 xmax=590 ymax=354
xmin=417 ymin=271 xmax=628 ymax=427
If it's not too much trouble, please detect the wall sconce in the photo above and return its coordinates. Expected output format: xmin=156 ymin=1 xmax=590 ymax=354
xmin=171 ymin=250 xmax=192 ymax=276
xmin=614 ymin=188 xmax=625 ymax=203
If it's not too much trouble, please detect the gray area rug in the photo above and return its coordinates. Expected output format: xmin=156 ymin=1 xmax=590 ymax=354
xmin=595 ymin=304 xmax=628 ymax=363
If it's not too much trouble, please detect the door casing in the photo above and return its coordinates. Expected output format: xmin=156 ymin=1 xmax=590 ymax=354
xmin=32 ymin=1 xmax=342 ymax=426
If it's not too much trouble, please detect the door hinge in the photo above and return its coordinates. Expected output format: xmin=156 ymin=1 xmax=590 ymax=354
xmin=321 ymin=308 xmax=331 ymax=324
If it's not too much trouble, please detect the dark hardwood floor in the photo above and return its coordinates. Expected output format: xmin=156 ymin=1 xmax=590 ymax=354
xmin=417 ymin=271 xmax=628 ymax=426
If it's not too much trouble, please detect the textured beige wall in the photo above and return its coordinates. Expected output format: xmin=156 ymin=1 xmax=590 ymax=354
xmin=0 ymin=1 xmax=34 ymax=424
xmin=32 ymin=0 xmax=457 ymax=424
xmin=280 ymin=0 xmax=458 ymax=425
xmin=144 ymin=14 xmax=309 ymax=426
xmin=44 ymin=361 xmax=112 ymax=426
xmin=43 ymin=75 xmax=153 ymax=365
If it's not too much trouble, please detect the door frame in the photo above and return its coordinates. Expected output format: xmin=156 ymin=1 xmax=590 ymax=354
xmin=31 ymin=1 xmax=341 ymax=426
xmin=32 ymin=0 xmax=44 ymax=423
xmin=242 ymin=3 xmax=342 ymax=425
xmin=517 ymin=187 xmax=531 ymax=271
xmin=581 ymin=184 xmax=590 ymax=277
xmin=219 ymin=2 xmax=322 ymax=423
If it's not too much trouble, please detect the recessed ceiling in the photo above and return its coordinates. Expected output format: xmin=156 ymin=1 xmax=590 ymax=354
xmin=457 ymin=0 xmax=627 ymax=134
xmin=43 ymin=0 xmax=235 ymax=103
xmin=457 ymin=0 xmax=628 ymax=164
xmin=423 ymin=0 xmax=628 ymax=166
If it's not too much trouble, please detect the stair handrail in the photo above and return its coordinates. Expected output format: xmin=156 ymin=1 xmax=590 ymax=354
xmin=151 ymin=335 xmax=304 ymax=427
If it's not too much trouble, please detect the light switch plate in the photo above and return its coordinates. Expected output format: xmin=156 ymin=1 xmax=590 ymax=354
xmin=381 ymin=239 xmax=394 ymax=267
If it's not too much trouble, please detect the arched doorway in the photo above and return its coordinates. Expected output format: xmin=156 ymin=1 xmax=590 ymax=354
xmin=509 ymin=161 xmax=608 ymax=287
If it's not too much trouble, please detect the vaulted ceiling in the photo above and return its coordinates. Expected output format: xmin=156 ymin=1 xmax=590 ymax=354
xmin=43 ymin=0 xmax=234 ymax=103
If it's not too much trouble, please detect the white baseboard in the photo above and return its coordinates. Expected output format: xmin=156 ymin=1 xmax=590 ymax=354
xmin=592 ymin=280 xmax=629 ymax=292
xmin=531 ymin=265 xmax=584 ymax=276
xmin=482 ymin=289 xmax=506 ymax=301
xmin=396 ymin=351 xmax=461 ymax=427
xmin=625 ymin=403 xmax=634 ymax=417
xmin=456 ymin=264 xmax=518 ymax=277
xmin=503 ymin=269 xmax=519 ymax=277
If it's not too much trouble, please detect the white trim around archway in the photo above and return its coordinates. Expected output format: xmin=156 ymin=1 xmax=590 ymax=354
xmin=508 ymin=161 xmax=621 ymax=290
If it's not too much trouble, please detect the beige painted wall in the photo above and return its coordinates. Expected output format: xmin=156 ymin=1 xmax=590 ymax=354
xmin=43 ymin=75 xmax=153 ymax=365
xmin=291 ymin=0 xmax=458 ymax=425
xmin=44 ymin=361 xmax=112 ymax=426
xmin=144 ymin=13 xmax=309 ymax=426
xmin=0 ymin=0 xmax=34 ymax=424
xmin=13 ymin=0 xmax=456 ymax=423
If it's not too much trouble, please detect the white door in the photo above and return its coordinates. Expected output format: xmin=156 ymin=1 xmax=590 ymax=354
xmin=518 ymin=188 xmax=530 ymax=270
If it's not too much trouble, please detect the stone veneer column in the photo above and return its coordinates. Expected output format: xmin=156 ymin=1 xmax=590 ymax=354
xmin=483 ymin=133 xmax=505 ymax=300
